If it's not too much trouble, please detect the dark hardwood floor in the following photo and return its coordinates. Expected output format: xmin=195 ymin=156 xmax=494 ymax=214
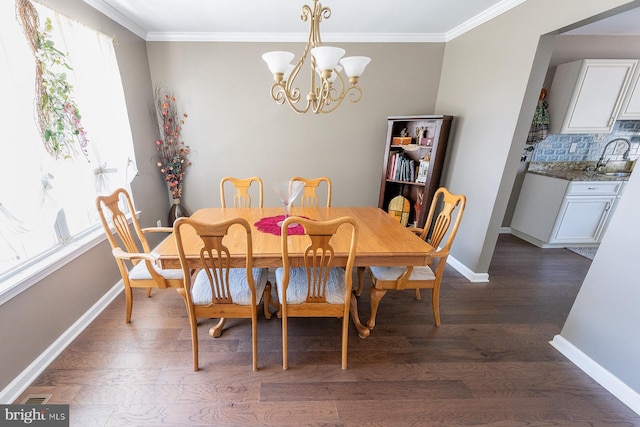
xmin=16 ymin=234 xmax=640 ymax=426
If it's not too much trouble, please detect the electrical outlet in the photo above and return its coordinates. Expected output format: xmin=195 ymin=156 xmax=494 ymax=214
xmin=157 ymin=219 xmax=162 ymax=227
xmin=569 ymin=142 xmax=577 ymax=153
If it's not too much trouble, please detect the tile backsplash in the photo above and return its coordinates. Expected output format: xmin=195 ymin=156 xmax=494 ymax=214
xmin=532 ymin=120 xmax=640 ymax=163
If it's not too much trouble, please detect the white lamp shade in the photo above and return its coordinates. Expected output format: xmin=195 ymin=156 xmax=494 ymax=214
xmin=262 ymin=51 xmax=295 ymax=74
xmin=310 ymin=46 xmax=345 ymax=71
xmin=340 ymin=56 xmax=371 ymax=78
xmin=284 ymin=64 xmax=295 ymax=82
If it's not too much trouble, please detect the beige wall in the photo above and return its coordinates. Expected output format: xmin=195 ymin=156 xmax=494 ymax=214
xmin=145 ymin=42 xmax=445 ymax=211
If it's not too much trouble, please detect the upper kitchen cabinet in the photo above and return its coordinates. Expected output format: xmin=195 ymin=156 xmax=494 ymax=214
xmin=548 ymin=59 xmax=637 ymax=134
xmin=618 ymin=65 xmax=640 ymax=119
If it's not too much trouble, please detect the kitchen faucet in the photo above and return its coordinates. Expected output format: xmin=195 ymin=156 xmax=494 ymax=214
xmin=595 ymin=138 xmax=631 ymax=172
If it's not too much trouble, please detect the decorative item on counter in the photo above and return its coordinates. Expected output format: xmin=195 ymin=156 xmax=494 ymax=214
xmin=392 ymin=127 xmax=412 ymax=145
xmin=154 ymin=85 xmax=192 ymax=226
xmin=527 ymin=88 xmax=550 ymax=144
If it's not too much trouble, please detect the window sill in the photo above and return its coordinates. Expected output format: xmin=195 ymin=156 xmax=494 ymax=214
xmin=0 ymin=226 xmax=108 ymax=305
xmin=0 ymin=213 xmax=138 ymax=306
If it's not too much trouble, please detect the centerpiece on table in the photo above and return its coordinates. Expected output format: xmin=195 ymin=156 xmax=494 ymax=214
xmin=154 ymin=86 xmax=191 ymax=226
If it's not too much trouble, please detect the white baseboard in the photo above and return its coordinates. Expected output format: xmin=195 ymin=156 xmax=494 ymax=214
xmin=447 ymin=255 xmax=490 ymax=283
xmin=0 ymin=283 xmax=122 ymax=404
xmin=550 ymin=334 xmax=640 ymax=416
xmin=499 ymin=226 xmax=511 ymax=234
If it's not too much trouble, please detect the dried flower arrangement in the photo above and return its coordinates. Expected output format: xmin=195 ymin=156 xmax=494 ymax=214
xmin=154 ymin=86 xmax=191 ymax=199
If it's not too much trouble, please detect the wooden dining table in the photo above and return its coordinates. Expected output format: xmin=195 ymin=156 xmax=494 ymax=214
xmin=153 ymin=206 xmax=434 ymax=337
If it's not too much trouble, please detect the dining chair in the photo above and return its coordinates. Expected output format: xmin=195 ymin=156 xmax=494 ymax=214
xmin=220 ymin=176 xmax=263 ymax=208
xmin=173 ymin=216 xmax=271 ymax=371
xmin=96 ymin=188 xmax=183 ymax=323
xmin=357 ymin=187 xmax=466 ymax=328
xmin=276 ymin=216 xmax=358 ymax=370
xmin=290 ymin=176 xmax=332 ymax=207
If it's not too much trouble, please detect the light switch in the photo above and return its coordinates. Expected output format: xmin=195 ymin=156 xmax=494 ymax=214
xmin=569 ymin=142 xmax=577 ymax=153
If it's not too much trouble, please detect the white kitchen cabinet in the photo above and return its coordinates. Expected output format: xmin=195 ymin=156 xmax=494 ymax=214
xmin=548 ymin=59 xmax=637 ymax=134
xmin=618 ymin=67 xmax=640 ymax=119
xmin=551 ymin=195 xmax=616 ymax=244
xmin=510 ymin=173 xmax=623 ymax=248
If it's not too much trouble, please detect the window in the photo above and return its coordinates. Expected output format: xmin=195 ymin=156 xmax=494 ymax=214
xmin=0 ymin=2 xmax=137 ymax=291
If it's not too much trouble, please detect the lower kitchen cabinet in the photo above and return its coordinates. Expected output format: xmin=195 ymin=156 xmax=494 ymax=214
xmin=510 ymin=173 xmax=623 ymax=248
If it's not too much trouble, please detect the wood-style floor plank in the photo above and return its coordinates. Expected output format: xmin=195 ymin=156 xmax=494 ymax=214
xmin=15 ymin=234 xmax=640 ymax=426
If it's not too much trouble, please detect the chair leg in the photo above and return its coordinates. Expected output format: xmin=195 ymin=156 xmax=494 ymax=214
xmin=415 ymin=289 xmax=421 ymax=300
xmin=282 ymin=312 xmax=288 ymax=370
xmin=355 ymin=267 xmax=366 ymax=296
xmin=209 ymin=318 xmax=227 ymax=338
xmin=251 ymin=311 xmax=259 ymax=372
xmin=146 ymin=287 xmax=152 ymax=298
xmin=124 ymin=285 xmax=133 ymax=324
xmin=432 ymin=287 xmax=441 ymax=327
xmin=366 ymin=287 xmax=387 ymax=330
xmin=189 ymin=315 xmax=199 ymax=372
xmin=341 ymin=314 xmax=349 ymax=370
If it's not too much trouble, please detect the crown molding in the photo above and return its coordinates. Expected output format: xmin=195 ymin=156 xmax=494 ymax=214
xmin=82 ymin=0 xmax=148 ymax=40
xmin=145 ymin=32 xmax=446 ymax=43
xmin=446 ymin=0 xmax=527 ymax=41
xmin=84 ymin=0 xmax=525 ymax=44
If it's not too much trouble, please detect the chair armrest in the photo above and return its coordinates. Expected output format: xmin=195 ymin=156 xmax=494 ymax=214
xmin=429 ymin=248 xmax=450 ymax=260
xmin=142 ymin=226 xmax=174 ymax=234
xmin=407 ymin=226 xmax=423 ymax=236
xmin=112 ymin=247 xmax=159 ymax=263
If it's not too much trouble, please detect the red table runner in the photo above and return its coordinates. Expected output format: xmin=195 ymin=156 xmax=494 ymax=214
xmin=254 ymin=215 xmax=311 ymax=236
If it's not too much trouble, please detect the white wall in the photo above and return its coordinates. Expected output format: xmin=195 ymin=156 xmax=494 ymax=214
xmin=560 ymin=174 xmax=640 ymax=392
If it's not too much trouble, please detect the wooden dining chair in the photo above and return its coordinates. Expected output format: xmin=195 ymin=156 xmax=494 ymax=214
xmin=357 ymin=187 xmax=466 ymax=328
xmin=174 ymin=216 xmax=271 ymax=371
xmin=290 ymin=176 xmax=332 ymax=207
xmin=220 ymin=176 xmax=263 ymax=208
xmin=96 ymin=188 xmax=183 ymax=323
xmin=276 ymin=216 xmax=358 ymax=370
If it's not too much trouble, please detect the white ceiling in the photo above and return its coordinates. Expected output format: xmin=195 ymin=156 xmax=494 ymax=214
xmin=82 ymin=0 xmax=640 ymax=42
xmin=82 ymin=0 xmax=527 ymax=42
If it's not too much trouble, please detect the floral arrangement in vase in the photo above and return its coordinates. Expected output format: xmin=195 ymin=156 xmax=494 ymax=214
xmin=154 ymin=86 xmax=191 ymax=201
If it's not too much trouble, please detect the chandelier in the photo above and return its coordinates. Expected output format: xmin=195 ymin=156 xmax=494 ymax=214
xmin=262 ymin=0 xmax=371 ymax=114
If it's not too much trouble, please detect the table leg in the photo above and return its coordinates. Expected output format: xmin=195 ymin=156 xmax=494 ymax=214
xmin=350 ymin=291 xmax=370 ymax=338
xmin=209 ymin=318 xmax=227 ymax=338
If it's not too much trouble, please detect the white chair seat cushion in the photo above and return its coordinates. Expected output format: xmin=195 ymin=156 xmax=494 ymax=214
xmin=128 ymin=261 xmax=183 ymax=280
xmin=190 ymin=268 xmax=269 ymax=306
xmin=275 ymin=267 xmax=346 ymax=304
xmin=369 ymin=265 xmax=436 ymax=281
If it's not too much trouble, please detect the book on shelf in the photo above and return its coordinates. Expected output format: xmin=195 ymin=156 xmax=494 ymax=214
xmin=387 ymin=152 xmax=417 ymax=182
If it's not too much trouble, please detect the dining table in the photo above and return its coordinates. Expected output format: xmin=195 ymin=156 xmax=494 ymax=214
xmin=153 ymin=206 xmax=434 ymax=337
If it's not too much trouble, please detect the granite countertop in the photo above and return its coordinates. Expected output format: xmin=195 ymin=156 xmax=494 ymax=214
xmin=527 ymin=169 xmax=629 ymax=181
xmin=527 ymin=161 xmax=633 ymax=182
